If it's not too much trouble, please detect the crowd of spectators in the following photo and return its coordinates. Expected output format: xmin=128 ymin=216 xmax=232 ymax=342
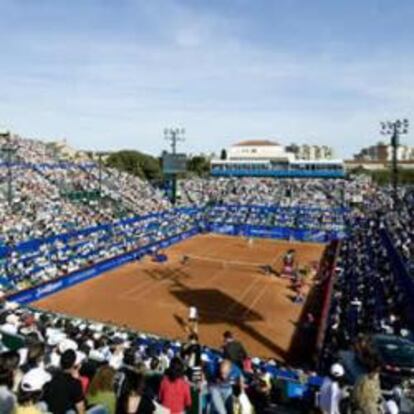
xmin=319 ymin=213 xmax=414 ymax=413
xmin=0 ymin=299 xmax=323 ymax=413
xmin=385 ymin=189 xmax=414 ymax=277
xmin=0 ymin=135 xmax=172 ymax=247
xmin=323 ymin=217 xmax=409 ymax=361
xmin=2 ymin=134 xmax=414 ymax=412
xmin=0 ymin=210 xmax=199 ymax=296
xmin=176 ymin=177 xmax=370 ymax=209
xmin=205 ymin=205 xmax=345 ymax=233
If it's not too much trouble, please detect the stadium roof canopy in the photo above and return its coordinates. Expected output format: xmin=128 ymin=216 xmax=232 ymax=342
xmin=232 ymin=140 xmax=280 ymax=147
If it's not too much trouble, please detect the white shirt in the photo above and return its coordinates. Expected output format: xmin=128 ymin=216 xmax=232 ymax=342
xmin=319 ymin=377 xmax=342 ymax=414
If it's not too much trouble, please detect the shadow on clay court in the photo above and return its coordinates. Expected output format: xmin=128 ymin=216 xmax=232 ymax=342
xmin=170 ymin=289 xmax=289 ymax=359
xmin=145 ymin=265 xmax=289 ymax=359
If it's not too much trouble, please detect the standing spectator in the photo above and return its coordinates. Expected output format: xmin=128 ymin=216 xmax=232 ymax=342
xmin=318 ymin=363 xmax=346 ymax=414
xmin=87 ymin=365 xmax=117 ymax=413
xmin=222 ymin=331 xmax=247 ymax=370
xmin=115 ymin=371 xmax=155 ymax=414
xmin=159 ymin=357 xmax=192 ymax=414
xmin=351 ymin=359 xmax=382 ymax=414
xmin=43 ymin=349 xmax=86 ymax=414
xmin=209 ymin=359 xmax=242 ymax=414
xmin=181 ymin=333 xmax=202 ymax=382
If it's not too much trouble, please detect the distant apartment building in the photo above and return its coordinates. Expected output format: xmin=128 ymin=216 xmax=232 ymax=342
xmin=285 ymin=144 xmax=334 ymax=160
xmin=354 ymin=142 xmax=414 ymax=162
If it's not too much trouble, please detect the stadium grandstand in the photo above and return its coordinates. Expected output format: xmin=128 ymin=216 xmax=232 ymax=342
xmin=1 ymin=132 xmax=414 ymax=414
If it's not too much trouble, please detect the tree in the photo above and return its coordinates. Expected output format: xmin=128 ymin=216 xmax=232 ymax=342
xmin=187 ymin=155 xmax=210 ymax=177
xmin=106 ymin=150 xmax=162 ymax=180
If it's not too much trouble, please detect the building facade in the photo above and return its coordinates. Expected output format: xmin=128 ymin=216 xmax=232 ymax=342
xmin=285 ymin=144 xmax=334 ymax=160
xmin=212 ymin=139 xmax=344 ymax=178
xmin=354 ymin=142 xmax=414 ymax=162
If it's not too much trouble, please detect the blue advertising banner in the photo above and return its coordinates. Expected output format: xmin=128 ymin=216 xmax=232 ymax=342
xmin=0 ymin=208 xmax=200 ymax=259
xmin=9 ymin=227 xmax=199 ymax=305
xmin=206 ymin=222 xmax=344 ymax=242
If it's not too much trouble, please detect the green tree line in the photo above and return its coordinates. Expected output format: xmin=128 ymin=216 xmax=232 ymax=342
xmin=105 ymin=150 xmax=211 ymax=180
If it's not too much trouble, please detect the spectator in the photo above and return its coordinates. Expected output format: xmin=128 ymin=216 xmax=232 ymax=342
xmin=351 ymin=359 xmax=382 ymax=414
xmin=222 ymin=331 xmax=247 ymax=370
xmin=0 ymin=351 xmax=20 ymax=414
xmin=115 ymin=371 xmax=155 ymax=414
xmin=159 ymin=357 xmax=192 ymax=414
xmin=15 ymin=368 xmax=51 ymax=414
xmin=209 ymin=359 xmax=242 ymax=414
xmin=87 ymin=365 xmax=117 ymax=413
xmin=0 ymin=368 xmax=16 ymax=414
xmin=318 ymin=363 xmax=346 ymax=414
xmin=43 ymin=349 xmax=86 ymax=414
xmin=181 ymin=333 xmax=202 ymax=382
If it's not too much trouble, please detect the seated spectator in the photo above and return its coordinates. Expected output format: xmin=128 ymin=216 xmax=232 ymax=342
xmin=15 ymin=368 xmax=51 ymax=414
xmin=0 ymin=353 xmax=18 ymax=414
xmin=115 ymin=371 xmax=155 ymax=414
xmin=43 ymin=349 xmax=86 ymax=414
xmin=159 ymin=357 xmax=192 ymax=414
xmin=87 ymin=365 xmax=117 ymax=413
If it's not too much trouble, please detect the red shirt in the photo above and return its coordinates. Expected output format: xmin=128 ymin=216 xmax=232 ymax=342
xmin=159 ymin=376 xmax=192 ymax=414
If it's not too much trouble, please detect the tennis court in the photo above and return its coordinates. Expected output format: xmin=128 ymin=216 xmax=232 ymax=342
xmin=33 ymin=234 xmax=326 ymax=361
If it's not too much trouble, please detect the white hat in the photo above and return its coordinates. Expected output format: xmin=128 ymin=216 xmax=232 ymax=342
xmin=4 ymin=301 xmax=19 ymax=311
xmin=21 ymin=368 xmax=51 ymax=392
xmin=58 ymin=338 xmax=78 ymax=354
xmin=90 ymin=323 xmax=103 ymax=332
xmin=330 ymin=363 xmax=345 ymax=377
xmin=89 ymin=349 xmax=106 ymax=362
xmin=400 ymin=329 xmax=409 ymax=337
xmin=0 ymin=323 xmax=18 ymax=335
xmin=251 ymin=357 xmax=261 ymax=365
xmin=47 ymin=331 xmax=66 ymax=347
xmin=5 ymin=313 xmax=20 ymax=325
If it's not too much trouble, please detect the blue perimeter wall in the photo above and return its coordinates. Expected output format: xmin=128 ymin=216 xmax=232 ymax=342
xmin=9 ymin=227 xmax=199 ymax=305
xmin=7 ymin=209 xmax=347 ymax=305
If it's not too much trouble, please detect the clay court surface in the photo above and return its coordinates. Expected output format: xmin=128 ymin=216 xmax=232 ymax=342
xmin=34 ymin=234 xmax=325 ymax=361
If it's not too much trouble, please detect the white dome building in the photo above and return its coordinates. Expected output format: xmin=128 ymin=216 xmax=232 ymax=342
xmin=227 ymin=140 xmax=295 ymax=162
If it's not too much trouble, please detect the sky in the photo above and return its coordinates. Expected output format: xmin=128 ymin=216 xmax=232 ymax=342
xmin=0 ymin=0 xmax=413 ymax=158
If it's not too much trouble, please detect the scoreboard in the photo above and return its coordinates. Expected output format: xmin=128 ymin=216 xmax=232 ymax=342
xmin=162 ymin=153 xmax=187 ymax=174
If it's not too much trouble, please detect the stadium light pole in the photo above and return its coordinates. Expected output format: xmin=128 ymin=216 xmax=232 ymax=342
xmin=0 ymin=131 xmax=19 ymax=207
xmin=94 ymin=151 xmax=111 ymax=202
xmin=163 ymin=128 xmax=185 ymax=204
xmin=164 ymin=127 xmax=185 ymax=155
xmin=380 ymin=119 xmax=409 ymax=204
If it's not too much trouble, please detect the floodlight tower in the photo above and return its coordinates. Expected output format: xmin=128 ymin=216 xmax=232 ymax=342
xmin=380 ymin=119 xmax=409 ymax=204
xmin=163 ymin=127 xmax=185 ymax=204
xmin=94 ymin=151 xmax=110 ymax=199
xmin=164 ymin=127 xmax=185 ymax=155
xmin=0 ymin=131 xmax=19 ymax=206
